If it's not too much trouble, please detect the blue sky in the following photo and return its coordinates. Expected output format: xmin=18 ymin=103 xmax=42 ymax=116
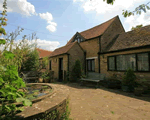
xmin=0 ymin=0 xmax=150 ymax=51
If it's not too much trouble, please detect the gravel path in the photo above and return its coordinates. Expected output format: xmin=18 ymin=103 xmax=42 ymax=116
xmin=60 ymin=83 xmax=150 ymax=120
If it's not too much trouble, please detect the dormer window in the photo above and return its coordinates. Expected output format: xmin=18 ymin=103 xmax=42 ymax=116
xmin=74 ymin=35 xmax=82 ymax=43
xmin=78 ymin=38 xmax=80 ymax=43
xmin=72 ymin=32 xmax=85 ymax=43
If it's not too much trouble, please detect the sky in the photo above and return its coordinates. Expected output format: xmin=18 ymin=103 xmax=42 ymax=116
xmin=0 ymin=0 xmax=150 ymax=51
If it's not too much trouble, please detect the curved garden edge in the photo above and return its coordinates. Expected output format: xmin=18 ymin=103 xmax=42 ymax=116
xmin=12 ymin=83 xmax=56 ymax=107
xmin=15 ymin=83 xmax=70 ymax=120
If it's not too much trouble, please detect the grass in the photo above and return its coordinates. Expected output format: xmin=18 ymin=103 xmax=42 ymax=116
xmin=111 ymin=111 xmax=114 ymax=114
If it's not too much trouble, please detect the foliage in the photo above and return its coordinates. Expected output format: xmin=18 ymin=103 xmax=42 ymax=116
xmin=122 ymin=2 xmax=150 ymax=17
xmin=0 ymin=0 xmax=32 ymax=119
xmin=70 ymin=60 xmax=82 ymax=82
xmin=32 ymin=99 xmax=72 ymax=120
xmin=21 ymin=49 xmax=40 ymax=72
xmin=40 ymin=56 xmax=49 ymax=69
xmin=122 ymin=68 xmax=137 ymax=87
xmin=103 ymin=0 xmax=150 ymax=18
xmin=131 ymin=24 xmax=143 ymax=31
xmin=60 ymin=99 xmax=72 ymax=120
xmin=41 ymin=70 xmax=50 ymax=80
xmin=103 ymin=0 xmax=115 ymax=5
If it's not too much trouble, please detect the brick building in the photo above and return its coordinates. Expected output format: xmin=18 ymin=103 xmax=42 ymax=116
xmin=48 ymin=15 xmax=150 ymax=81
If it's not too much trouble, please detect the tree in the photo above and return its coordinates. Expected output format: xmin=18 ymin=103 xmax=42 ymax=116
xmin=103 ymin=0 xmax=150 ymax=17
xmin=131 ymin=24 xmax=143 ymax=31
xmin=70 ymin=60 xmax=82 ymax=82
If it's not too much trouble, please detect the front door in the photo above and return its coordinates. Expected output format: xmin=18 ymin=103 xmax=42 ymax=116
xmin=59 ymin=58 xmax=63 ymax=82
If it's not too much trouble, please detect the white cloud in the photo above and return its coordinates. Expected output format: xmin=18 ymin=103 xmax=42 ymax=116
xmin=73 ymin=0 xmax=150 ymax=31
xmin=0 ymin=0 xmax=36 ymax=16
xmin=39 ymin=12 xmax=57 ymax=32
xmin=0 ymin=39 xmax=60 ymax=51
xmin=74 ymin=0 xmax=145 ymax=14
xmin=18 ymin=39 xmax=60 ymax=51
xmin=36 ymin=39 xmax=60 ymax=51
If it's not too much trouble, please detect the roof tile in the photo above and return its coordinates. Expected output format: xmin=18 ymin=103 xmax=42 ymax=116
xmin=66 ymin=15 xmax=117 ymax=45
xmin=50 ymin=42 xmax=77 ymax=57
xmin=36 ymin=48 xmax=52 ymax=58
xmin=108 ymin=25 xmax=150 ymax=51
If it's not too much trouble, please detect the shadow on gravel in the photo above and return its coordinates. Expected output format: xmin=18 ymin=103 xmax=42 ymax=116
xmin=52 ymin=82 xmax=150 ymax=103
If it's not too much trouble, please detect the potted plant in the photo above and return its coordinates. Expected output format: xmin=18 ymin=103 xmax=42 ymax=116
xmin=38 ymin=72 xmax=44 ymax=83
xmin=41 ymin=70 xmax=50 ymax=83
xmin=121 ymin=68 xmax=137 ymax=92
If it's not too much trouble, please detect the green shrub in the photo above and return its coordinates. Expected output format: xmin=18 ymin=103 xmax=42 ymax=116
xmin=21 ymin=49 xmax=40 ymax=72
xmin=122 ymin=68 xmax=136 ymax=86
xmin=70 ymin=60 xmax=82 ymax=82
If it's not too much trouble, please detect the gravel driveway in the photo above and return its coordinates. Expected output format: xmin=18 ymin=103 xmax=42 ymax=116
xmin=59 ymin=83 xmax=150 ymax=120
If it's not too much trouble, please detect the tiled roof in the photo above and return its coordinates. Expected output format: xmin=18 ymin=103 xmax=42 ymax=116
xmin=49 ymin=42 xmax=77 ymax=57
xmin=36 ymin=48 xmax=52 ymax=58
xmin=108 ymin=25 xmax=150 ymax=52
xmin=66 ymin=15 xmax=118 ymax=45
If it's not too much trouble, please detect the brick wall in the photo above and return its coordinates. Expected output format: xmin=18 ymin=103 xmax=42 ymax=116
xmin=68 ymin=43 xmax=84 ymax=78
xmin=49 ymin=54 xmax=68 ymax=80
xmin=80 ymin=37 xmax=99 ymax=58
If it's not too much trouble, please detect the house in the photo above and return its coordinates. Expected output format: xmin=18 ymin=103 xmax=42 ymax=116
xmin=49 ymin=15 xmax=150 ymax=82
xmin=100 ymin=25 xmax=150 ymax=80
xmin=49 ymin=41 xmax=84 ymax=82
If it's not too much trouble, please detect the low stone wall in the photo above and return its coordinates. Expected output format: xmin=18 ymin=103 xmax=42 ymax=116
xmin=16 ymin=83 xmax=70 ymax=120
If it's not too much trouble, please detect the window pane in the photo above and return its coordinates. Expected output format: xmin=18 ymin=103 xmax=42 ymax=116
xmin=116 ymin=54 xmax=136 ymax=71
xmin=138 ymin=53 xmax=149 ymax=71
xmin=108 ymin=57 xmax=115 ymax=70
xmin=78 ymin=38 xmax=80 ymax=43
xmin=92 ymin=60 xmax=95 ymax=71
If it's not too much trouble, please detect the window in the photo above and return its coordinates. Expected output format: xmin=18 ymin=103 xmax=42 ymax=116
xmin=108 ymin=57 xmax=115 ymax=70
xmin=78 ymin=38 xmax=80 ymax=43
xmin=116 ymin=54 xmax=136 ymax=71
xmin=137 ymin=53 xmax=149 ymax=71
xmin=87 ymin=59 xmax=95 ymax=71
xmin=108 ymin=52 xmax=149 ymax=72
xmin=74 ymin=35 xmax=83 ymax=43
xmin=49 ymin=60 xmax=51 ymax=70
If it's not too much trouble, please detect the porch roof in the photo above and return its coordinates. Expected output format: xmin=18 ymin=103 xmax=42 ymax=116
xmin=49 ymin=41 xmax=77 ymax=57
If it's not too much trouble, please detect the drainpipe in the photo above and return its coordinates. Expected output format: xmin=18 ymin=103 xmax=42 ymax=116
xmin=98 ymin=36 xmax=101 ymax=73
xmin=84 ymin=51 xmax=86 ymax=75
xmin=67 ymin=53 xmax=70 ymax=81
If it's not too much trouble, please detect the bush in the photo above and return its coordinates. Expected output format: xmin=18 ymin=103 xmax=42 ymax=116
xmin=21 ymin=49 xmax=39 ymax=72
xmin=70 ymin=60 xmax=82 ymax=82
xmin=122 ymin=68 xmax=137 ymax=92
xmin=122 ymin=68 xmax=136 ymax=86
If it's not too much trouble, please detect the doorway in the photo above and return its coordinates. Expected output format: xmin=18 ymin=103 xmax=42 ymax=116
xmin=59 ymin=58 xmax=63 ymax=82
